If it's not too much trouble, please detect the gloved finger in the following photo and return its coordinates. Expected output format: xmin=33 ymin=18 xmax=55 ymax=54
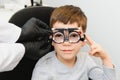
xmin=23 ymin=40 xmax=53 ymax=60
xmin=35 ymin=18 xmax=50 ymax=30
xmin=24 ymin=17 xmax=52 ymax=36
xmin=33 ymin=44 xmax=53 ymax=60
xmin=37 ymin=27 xmax=52 ymax=36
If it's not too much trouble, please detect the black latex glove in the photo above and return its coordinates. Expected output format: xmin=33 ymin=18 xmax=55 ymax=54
xmin=23 ymin=37 xmax=54 ymax=60
xmin=17 ymin=17 xmax=52 ymax=42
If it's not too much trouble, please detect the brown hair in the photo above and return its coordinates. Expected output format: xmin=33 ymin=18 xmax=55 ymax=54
xmin=50 ymin=5 xmax=87 ymax=32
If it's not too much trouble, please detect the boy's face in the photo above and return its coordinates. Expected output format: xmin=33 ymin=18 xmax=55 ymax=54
xmin=52 ymin=21 xmax=85 ymax=61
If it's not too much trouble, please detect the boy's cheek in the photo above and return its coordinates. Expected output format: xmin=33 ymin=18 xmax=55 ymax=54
xmin=52 ymin=42 xmax=61 ymax=48
xmin=52 ymin=41 xmax=85 ymax=50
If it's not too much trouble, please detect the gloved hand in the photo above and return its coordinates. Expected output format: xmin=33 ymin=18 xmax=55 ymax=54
xmin=22 ymin=37 xmax=54 ymax=60
xmin=17 ymin=17 xmax=52 ymax=42
xmin=17 ymin=17 xmax=54 ymax=60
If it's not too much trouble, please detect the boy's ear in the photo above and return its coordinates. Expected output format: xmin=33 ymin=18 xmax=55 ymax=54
xmin=52 ymin=41 xmax=54 ymax=46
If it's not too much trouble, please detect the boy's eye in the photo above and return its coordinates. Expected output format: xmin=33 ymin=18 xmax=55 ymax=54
xmin=53 ymin=32 xmax=64 ymax=43
xmin=70 ymin=34 xmax=78 ymax=37
xmin=54 ymin=32 xmax=63 ymax=38
xmin=55 ymin=34 xmax=62 ymax=37
xmin=69 ymin=32 xmax=79 ymax=38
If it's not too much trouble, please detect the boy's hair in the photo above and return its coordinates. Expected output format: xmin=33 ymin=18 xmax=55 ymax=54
xmin=50 ymin=5 xmax=87 ymax=32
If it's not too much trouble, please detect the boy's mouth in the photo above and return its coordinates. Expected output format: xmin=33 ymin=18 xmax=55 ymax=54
xmin=62 ymin=50 xmax=73 ymax=53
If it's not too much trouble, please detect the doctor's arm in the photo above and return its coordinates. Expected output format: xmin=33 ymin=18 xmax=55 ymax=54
xmin=0 ymin=43 xmax=25 ymax=72
xmin=0 ymin=18 xmax=52 ymax=72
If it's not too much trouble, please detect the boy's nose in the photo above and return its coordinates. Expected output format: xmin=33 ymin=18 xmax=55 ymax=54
xmin=62 ymin=40 xmax=71 ymax=46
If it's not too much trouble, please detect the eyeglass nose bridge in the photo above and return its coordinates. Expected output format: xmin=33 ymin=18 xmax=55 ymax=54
xmin=63 ymin=29 xmax=71 ymax=43
xmin=64 ymin=35 xmax=69 ymax=42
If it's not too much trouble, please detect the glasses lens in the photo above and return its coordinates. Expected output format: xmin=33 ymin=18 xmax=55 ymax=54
xmin=53 ymin=32 xmax=64 ymax=43
xmin=69 ymin=32 xmax=80 ymax=43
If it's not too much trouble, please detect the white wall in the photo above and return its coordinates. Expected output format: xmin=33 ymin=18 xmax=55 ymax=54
xmin=0 ymin=0 xmax=31 ymax=22
xmin=43 ymin=0 xmax=120 ymax=79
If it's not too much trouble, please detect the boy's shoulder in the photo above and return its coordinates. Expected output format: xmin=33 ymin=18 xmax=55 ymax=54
xmin=35 ymin=51 xmax=55 ymax=67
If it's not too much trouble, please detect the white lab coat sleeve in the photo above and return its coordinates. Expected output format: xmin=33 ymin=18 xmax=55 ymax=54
xmin=0 ymin=43 xmax=25 ymax=72
xmin=0 ymin=22 xmax=21 ymax=43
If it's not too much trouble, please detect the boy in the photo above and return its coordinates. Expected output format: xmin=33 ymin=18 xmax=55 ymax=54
xmin=31 ymin=5 xmax=116 ymax=80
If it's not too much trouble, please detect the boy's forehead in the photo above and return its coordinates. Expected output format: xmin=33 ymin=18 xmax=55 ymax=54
xmin=53 ymin=21 xmax=79 ymax=28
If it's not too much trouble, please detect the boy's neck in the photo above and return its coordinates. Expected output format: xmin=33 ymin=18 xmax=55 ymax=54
xmin=56 ymin=55 xmax=77 ymax=68
xmin=64 ymin=58 xmax=77 ymax=68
